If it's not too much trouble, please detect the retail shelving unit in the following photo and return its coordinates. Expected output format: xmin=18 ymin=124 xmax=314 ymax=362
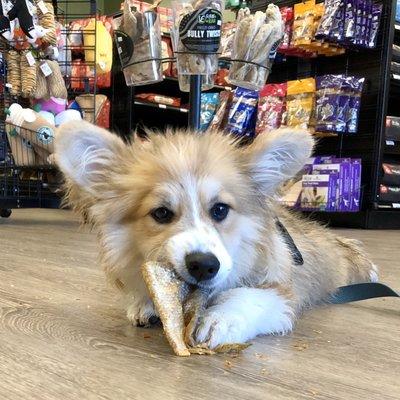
xmin=110 ymin=0 xmax=399 ymax=228
xmin=0 ymin=0 xmax=98 ymax=217
xmin=247 ymin=0 xmax=398 ymax=229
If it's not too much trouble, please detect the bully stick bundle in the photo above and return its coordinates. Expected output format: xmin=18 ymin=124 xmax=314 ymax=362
xmin=172 ymin=0 xmax=223 ymax=76
xmin=228 ymin=4 xmax=284 ymax=91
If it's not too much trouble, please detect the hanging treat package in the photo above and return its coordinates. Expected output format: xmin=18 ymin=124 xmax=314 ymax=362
xmin=285 ymin=78 xmax=316 ymax=130
xmin=315 ymin=0 xmax=342 ymax=41
xmin=291 ymin=0 xmax=315 ymax=49
xmin=227 ymin=87 xmax=258 ymax=138
xmin=256 ymin=83 xmax=286 ymax=134
xmin=200 ymin=92 xmax=220 ymax=130
xmin=228 ymin=5 xmax=284 ymax=91
xmin=315 ymin=74 xmax=348 ymax=133
xmin=209 ymin=90 xmax=233 ymax=131
xmin=169 ymin=2 xmax=219 ymax=93
xmin=220 ymin=22 xmax=236 ymax=59
xmin=279 ymin=7 xmax=294 ymax=52
xmin=326 ymin=0 xmax=345 ymax=43
xmin=346 ymin=76 xmax=365 ymax=133
xmin=113 ymin=0 xmax=162 ymax=86
xmin=368 ymin=3 xmax=383 ymax=49
xmin=172 ymin=0 xmax=223 ymax=77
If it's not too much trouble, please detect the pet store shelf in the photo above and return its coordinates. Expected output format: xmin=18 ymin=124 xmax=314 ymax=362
xmin=134 ymin=100 xmax=188 ymax=113
xmin=162 ymin=76 xmax=232 ymax=91
xmin=384 ymin=139 xmax=400 ymax=155
xmin=377 ymin=202 xmax=400 ymax=209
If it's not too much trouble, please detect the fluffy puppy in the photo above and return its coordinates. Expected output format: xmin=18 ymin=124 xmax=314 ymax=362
xmin=55 ymin=121 xmax=377 ymax=348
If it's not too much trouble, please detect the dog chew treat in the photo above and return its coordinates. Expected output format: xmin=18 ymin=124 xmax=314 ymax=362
xmin=173 ymin=0 xmax=223 ymax=76
xmin=183 ymin=288 xmax=209 ymax=346
xmin=141 ymin=262 xmax=191 ymax=356
xmin=142 ymin=262 xmax=252 ymax=356
xmin=228 ymin=4 xmax=284 ymax=91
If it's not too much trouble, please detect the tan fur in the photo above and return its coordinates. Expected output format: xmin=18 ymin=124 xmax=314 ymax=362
xmin=55 ymin=121 xmax=377 ymax=330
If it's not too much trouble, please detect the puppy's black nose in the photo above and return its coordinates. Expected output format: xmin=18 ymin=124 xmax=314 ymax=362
xmin=185 ymin=252 xmax=220 ymax=282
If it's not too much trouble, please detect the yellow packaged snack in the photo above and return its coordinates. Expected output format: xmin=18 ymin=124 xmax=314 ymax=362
xmin=292 ymin=0 xmax=315 ymax=47
xmin=83 ymin=19 xmax=113 ymax=73
xmin=286 ymin=78 xmax=316 ymax=130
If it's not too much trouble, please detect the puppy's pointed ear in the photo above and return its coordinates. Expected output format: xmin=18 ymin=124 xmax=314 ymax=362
xmin=243 ymin=129 xmax=314 ymax=195
xmin=55 ymin=120 xmax=128 ymax=198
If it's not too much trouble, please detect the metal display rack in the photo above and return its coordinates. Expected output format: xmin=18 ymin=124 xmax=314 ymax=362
xmin=0 ymin=0 xmax=98 ymax=218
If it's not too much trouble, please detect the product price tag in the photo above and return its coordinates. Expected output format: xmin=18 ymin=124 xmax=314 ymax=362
xmin=386 ymin=140 xmax=395 ymax=146
xmin=25 ymin=51 xmax=36 ymax=66
xmin=40 ymin=62 xmax=52 ymax=77
xmin=37 ymin=0 xmax=49 ymax=14
xmin=393 ymin=203 xmax=400 ymax=208
xmin=179 ymin=8 xmax=222 ymax=53
xmin=393 ymin=74 xmax=400 ymax=81
xmin=158 ymin=104 xmax=167 ymax=109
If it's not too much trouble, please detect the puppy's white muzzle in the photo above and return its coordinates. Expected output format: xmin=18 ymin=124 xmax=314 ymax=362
xmin=165 ymin=224 xmax=232 ymax=288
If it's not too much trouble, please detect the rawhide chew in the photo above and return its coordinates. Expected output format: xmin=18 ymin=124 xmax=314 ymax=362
xmin=228 ymin=4 xmax=284 ymax=91
xmin=141 ymin=261 xmax=191 ymax=356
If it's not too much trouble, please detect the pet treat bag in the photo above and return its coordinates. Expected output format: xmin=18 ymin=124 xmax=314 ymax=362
xmin=256 ymin=83 xmax=286 ymax=134
xmin=279 ymin=7 xmax=294 ymax=51
xmin=200 ymin=92 xmax=220 ymax=130
xmin=286 ymin=78 xmax=316 ymax=130
xmin=316 ymin=74 xmax=348 ymax=133
xmin=227 ymin=87 xmax=258 ymax=137
xmin=368 ymin=3 xmax=382 ymax=48
xmin=172 ymin=0 xmax=223 ymax=76
xmin=346 ymin=76 xmax=365 ymax=133
xmin=350 ymin=159 xmax=362 ymax=211
xmin=209 ymin=90 xmax=232 ymax=131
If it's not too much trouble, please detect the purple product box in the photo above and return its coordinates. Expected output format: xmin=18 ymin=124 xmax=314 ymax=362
xmin=350 ymin=159 xmax=362 ymax=211
xmin=313 ymin=158 xmax=352 ymax=211
xmin=311 ymin=169 xmax=339 ymax=210
xmin=301 ymin=174 xmax=337 ymax=211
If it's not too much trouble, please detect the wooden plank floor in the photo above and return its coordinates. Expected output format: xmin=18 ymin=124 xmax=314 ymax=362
xmin=0 ymin=209 xmax=399 ymax=400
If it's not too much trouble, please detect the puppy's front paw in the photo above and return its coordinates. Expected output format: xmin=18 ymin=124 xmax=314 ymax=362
xmin=195 ymin=307 xmax=247 ymax=349
xmin=126 ymin=297 xmax=159 ymax=327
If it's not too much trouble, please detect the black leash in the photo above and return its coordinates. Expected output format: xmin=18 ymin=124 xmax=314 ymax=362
xmin=276 ymin=219 xmax=399 ymax=304
xmin=329 ymin=282 xmax=399 ymax=304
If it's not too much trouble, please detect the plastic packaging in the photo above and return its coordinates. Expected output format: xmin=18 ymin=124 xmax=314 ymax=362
xmin=228 ymin=5 xmax=284 ymax=91
xmin=113 ymin=1 xmax=162 ymax=86
xmin=227 ymin=87 xmax=258 ymax=137
xmin=172 ymin=0 xmax=223 ymax=76
xmin=285 ymin=78 xmax=316 ymax=130
xmin=200 ymin=92 xmax=219 ymax=130
xmin=256 ymin=83 xmax=286 ymax=134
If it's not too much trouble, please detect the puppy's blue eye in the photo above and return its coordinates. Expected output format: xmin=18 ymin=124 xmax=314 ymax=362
xmin=151 ymin=207 xmax=174 ymax=224
xmin=210 ymin=203 xmax=230 ymax=222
